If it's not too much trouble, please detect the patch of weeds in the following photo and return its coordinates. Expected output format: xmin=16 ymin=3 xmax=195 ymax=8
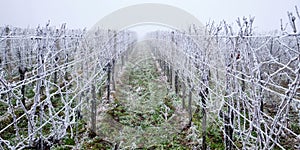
xmin=290 ymin=122 xmax=300 ymax=134
xmin=0 ymin=101 xmax=7 ymax=116
xmin=148 ymin=133 xmax=190 ymax=149
xmin=192 ymin=111 xmax=224 ymax=150
xmin=206 ymin=124 xmax=224 ymax=149
xmin=81 ymin=136 xmax=112 ymax=150
xmin=63 ymin=137 xmax=75 ymax=146
xmin=26 ymin=88 xmax=35 ymax=99
xmin=107 ymin=101 xmax=128 ymax=122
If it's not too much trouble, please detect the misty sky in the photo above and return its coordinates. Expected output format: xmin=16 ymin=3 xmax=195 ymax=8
xmin=0 ymin=0 xmax=299 ymax=32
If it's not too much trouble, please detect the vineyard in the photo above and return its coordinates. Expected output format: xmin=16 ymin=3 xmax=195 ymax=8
xmin=0 ymin=6 xmax=300 ymax=150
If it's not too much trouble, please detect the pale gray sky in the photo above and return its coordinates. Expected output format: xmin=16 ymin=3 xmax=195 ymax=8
xmin=0 ymin=0 xmax=299 ymax=32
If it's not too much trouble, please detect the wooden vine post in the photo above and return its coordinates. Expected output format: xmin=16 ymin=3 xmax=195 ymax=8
xmin=5 ymin=26 xmax=12 ymax=79
xmin=91 ymin=84 xmax=97 ymax=134
xmin=182 ymin=82 xmax=186 ymax=109
xmin=175 ymin=71 xmax=179 ymax=94
xmin=201 ymin=85 xmax=208 ymax=150
xmin=106 ymin=62 xmax=111 ymax=101
xmin=111 ymin=59 xmax=116 ymax=91
xmin=111 ymin=31 xmax=117 ymax=91
xmin=171 ymin=31 xmax=176 ymax=90
xmin=188 ymin=79 xmax=193 ymax=126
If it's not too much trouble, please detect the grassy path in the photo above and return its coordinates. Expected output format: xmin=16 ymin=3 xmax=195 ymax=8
xmin=85 ymin=42 xmax=192 ymax=149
